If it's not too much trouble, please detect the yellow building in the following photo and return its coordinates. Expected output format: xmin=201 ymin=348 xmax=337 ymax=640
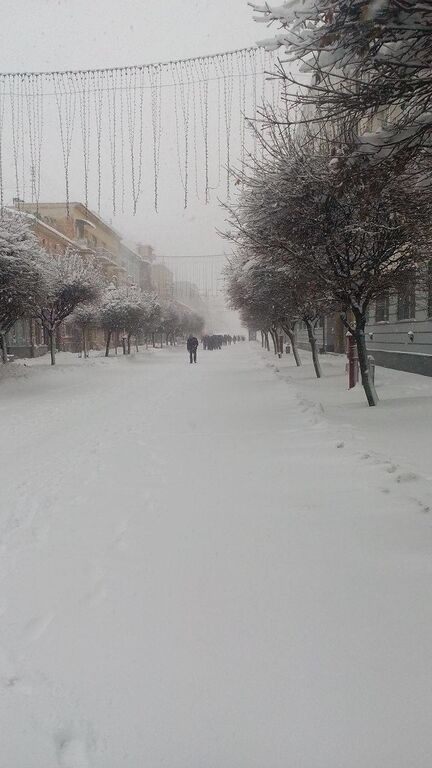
xmin=7 ymin=201 xmax=159 ymax=357
xmin=17 ymin=201 xmax=128 ymax=286
xmin=7 ymin=209 xmax=93 ymax=357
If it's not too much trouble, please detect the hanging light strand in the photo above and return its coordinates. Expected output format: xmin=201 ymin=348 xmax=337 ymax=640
xmin=0 ymin=47 xmax=278 ymax=215
xmin=0 ymin=76 xmax=6 ymax=211
xmin=78 ymin=70 xmax=91 ymax=210
xmin=194 ymin=57 xmax=210 ymax=203
xmin=107 ymin=69 xmax=117 ymax=216
xmin=10 ymin=74 xmax=22 ymax=200
xmin=53 ymin=72 xmax=77 ymax=215
xmin=149 ymin=64 xmax=163 ymax=212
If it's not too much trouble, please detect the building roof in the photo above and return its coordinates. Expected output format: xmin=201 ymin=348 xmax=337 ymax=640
xmin=6 ymin=207 xmax=87 ymax=251
xmin=120 ymin=240 xmax=152 ymax=266
xmin=17 ymin=201 xmax=123 ymax=240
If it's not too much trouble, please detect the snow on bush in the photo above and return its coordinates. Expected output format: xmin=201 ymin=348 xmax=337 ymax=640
xmin=0 ymin=212 xmax=47 ymax=362
xmin=31 ymin=249 xmax=105 ymax=365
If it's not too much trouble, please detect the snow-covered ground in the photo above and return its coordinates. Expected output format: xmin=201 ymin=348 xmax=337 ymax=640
xmin=1 ymin=343 xmax=431 ymax=768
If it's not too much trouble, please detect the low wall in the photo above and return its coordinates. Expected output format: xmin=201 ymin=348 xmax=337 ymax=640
xmin=297 ymin=342 xmax=328 ymax=354
xmin=370 ymin=349 xmax=432 ymax=377
xmin=8 ymin=344 xmax=48 ymax=359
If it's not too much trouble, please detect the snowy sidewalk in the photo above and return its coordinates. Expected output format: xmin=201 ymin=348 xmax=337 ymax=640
xmin=258 ymin=341 xmax=432 ymax=478
xmin=1 ymin=344 xmax=431 ymax=767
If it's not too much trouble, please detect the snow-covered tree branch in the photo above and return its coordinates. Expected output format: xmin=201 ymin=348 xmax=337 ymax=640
xmin=251 ymin=0 xmax=432 ymax=160
xmin=0 ymin=213 xmax=47 ymax=363
xmin=31 ymin=250 xmax=104 ymax=365
xmin=224 ymin=121 xmax=432 ymax=405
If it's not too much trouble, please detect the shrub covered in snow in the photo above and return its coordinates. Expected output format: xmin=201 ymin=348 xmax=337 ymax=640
xmin=31 ymin=249 xmax=105 ymax=365
xmin=99 ymin=287 xmax=162 ymax=355
xmin=158 ymin=300 xmax=204 ymax=345
xmin=0 ymin=213 xmax=47 ymax=362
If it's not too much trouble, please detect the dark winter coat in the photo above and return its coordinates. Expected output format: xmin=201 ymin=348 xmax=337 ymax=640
xmin=187 ymin=336 xmax=198 ymax=352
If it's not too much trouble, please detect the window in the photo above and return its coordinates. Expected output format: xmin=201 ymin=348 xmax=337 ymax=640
xmin=375 ymin=292 xmax=389 ymax=322
xmin=397 ymin=284 xmax=416 ymax=321
xmin=76 ymin=220 xmax=85 ymax=239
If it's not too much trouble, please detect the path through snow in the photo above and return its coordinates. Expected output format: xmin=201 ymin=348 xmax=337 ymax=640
xmin=1 ymin=344 xmax=431 ymax=767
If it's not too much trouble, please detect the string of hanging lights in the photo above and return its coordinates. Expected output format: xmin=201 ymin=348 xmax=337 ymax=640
xmin=0 ymin=47 xmax=276 ymax=216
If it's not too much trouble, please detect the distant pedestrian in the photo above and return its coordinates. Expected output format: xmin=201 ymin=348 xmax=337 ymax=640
xmin=187 ymin=334 xmax=198 ymax=364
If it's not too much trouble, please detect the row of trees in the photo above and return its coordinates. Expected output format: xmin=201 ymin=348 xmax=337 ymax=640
xmin=0 ymin=212 xmax=204 ymax=366
xmin=224 ymin=0 xmax=432 ymax=407
xmin=74 ymin=289 xmax=204 ymax=359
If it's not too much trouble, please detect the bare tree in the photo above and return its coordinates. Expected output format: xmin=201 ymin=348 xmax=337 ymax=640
xmin=224 ymin=125 xmax=432 ymax=405
xmin=225 ymin=254 xmax=306 ymax=368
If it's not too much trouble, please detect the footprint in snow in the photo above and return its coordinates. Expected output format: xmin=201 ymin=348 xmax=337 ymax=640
xmin=409 ymin=497 xmax=431 ymax=514
xmin=23 ymin=612 xmax=55 ymax=645
xmin=114 ymin=520 xmax=129 ymax=551
xmin=396 ymin=471 xmax=418 ymax=484
xmin=0 ymin=646 xmax=32 ymax=695
xmin=55 ymin=731 xmax=91 ymax=768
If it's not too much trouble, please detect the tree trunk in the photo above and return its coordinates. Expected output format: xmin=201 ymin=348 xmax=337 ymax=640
xmin=127 ymin=333 xmax=132 ymax=354
xmin=48 ymin=329 xmax=56 ymax=366
xmin=152 ymin=333 xmax=155 ymax=348
xmin=272 ymin=326 xmax=283 ymax=358
xmin=354 ymin=327 xmax=379 ymax=407
xmin=305 ymin=318 xmax=322 ymax=379
xmin=341 ymin=309 xmax=378 ymax=407
xmin=1 ymin=332 xmax=8 ymax=363
xmin=261 ymin=331 xmax=264 ymax=347
xmin=135 ymin=337 xmax=139 ymax=353
xmin=283 ymin=325 xmax=301 ymax=367
xmin=105 ymin=330 xmax=112 ymax=357
xmin=29 ymin=319 xmax=35 ymax=358
xmin=83 ymin=329 xmax=88 ymax=359
xmin=269 ymin=328 xmax=278 ymax=355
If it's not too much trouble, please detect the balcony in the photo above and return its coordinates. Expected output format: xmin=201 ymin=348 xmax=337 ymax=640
xmin=95 ymin=246 xmax=119 ymax=265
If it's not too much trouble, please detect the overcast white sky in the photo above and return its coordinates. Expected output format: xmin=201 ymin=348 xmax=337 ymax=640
xmin=0 ymin=1 xmax=263 ymax=260
xmin=1 ymin=0 xmax=259 ymax=73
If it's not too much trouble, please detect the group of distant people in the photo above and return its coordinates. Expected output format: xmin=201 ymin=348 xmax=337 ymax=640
xmin=202 ymin=334 xmax=245 ymax=350
xmin=187 ymin=333 xmax=246 ymax=364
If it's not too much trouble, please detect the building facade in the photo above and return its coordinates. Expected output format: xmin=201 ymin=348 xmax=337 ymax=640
xmin=151 ymin=263 xmax=174 ymax=299
xmin=6 ymin=202 xmax=158 ymax=358
xmin=120 ymin=241 xmax=153 ymax=293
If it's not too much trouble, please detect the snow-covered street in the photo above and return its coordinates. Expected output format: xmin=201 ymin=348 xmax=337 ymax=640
xmin=1 ymin=344 xmax=432 ymax=767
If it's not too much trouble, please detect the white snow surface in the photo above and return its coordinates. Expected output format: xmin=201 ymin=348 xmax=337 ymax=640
xmin=1 ymin=343 xmax=432 ymax=767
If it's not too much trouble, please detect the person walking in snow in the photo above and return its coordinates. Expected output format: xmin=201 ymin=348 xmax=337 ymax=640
xmin=187 ymin=334 xmax=199 ymax=364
